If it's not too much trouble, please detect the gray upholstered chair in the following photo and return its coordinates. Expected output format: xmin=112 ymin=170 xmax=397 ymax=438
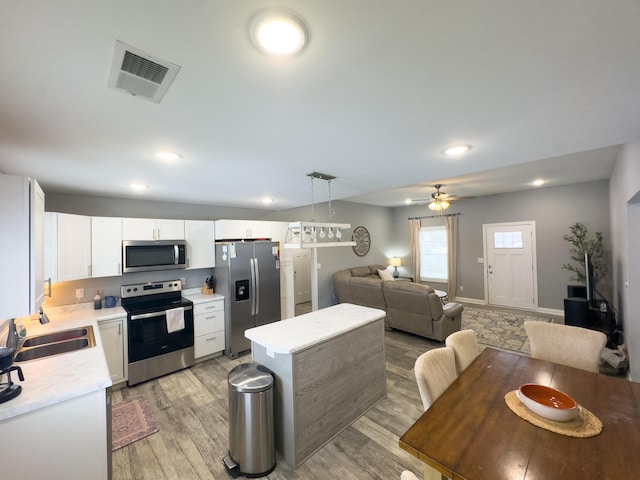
xmin=445 ymin=329 xmax=479 ymax=375
xmin=523 ymin=321 xmax=607 ymax=373
xmin=414 ymin=347 xmax=457 ymax=411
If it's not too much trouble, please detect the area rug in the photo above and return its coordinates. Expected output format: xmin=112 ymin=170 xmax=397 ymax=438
xmin=112 ymin=396 xmax=158 ymax=451
xmin=461 ymin=305 xmax=556 ymax=354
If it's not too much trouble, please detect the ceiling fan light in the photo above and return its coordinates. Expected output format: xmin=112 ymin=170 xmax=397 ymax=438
xmin=440 ymin=200 xmax=450 ymax=209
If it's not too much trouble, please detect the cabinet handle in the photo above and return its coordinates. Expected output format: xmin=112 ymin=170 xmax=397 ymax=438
xmin=118 ymin=263 xmax=122 ymax=274
xmin=88 ymin=265 xmax=92 ymax=277
xmin=45 ymin=278 xmax=52 ymax=298
xmin=205 ymin=315 xmax=218 ymax=320
xmin=118 ymin=323 xmax=121 ymax=335
xmin=206 ymin=337 xmax=217 ymax=342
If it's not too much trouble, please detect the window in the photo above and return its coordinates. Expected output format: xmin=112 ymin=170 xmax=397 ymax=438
xmin=419 ymin=225 xmax=448 ymax=282
xmin=493 ymin=231 xmax=523 ymax=249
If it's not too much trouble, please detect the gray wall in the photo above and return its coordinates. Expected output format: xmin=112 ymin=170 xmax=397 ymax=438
xmin=46 ymin=192 xmax=271 ymax=220
xmin=41 ymin=180 xmax=613 ymax=315
xmin=391 ymin=180 xmax=612 ymax=310
xmin=609 ymin=142 xmax=640 ymax=382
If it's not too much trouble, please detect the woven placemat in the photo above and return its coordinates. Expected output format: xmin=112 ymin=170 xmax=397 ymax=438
xmin=504 ymin=390 xmax=602 ymax=438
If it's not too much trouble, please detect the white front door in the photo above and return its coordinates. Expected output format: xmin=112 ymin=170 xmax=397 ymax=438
xmin=293 ymin=250 xmax=311 ymax=304
xmin=484 ymin=222 xmax=537 ymax=310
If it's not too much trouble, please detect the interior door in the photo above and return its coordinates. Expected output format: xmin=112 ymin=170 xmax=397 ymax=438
xmin=485 ymin=222 xmax=537 ymax=310
xmin=293 ymin=250 xmax=311 ymax=304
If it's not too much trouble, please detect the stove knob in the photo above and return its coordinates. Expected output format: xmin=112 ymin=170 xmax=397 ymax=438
xmin=126 ymin=288 xmax=131 ymax=293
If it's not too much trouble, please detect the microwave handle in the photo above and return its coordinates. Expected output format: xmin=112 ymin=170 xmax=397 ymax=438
xmin=174 ymin=245 xmax=179 ymax=265
xmin=130 ymin=305 xmax=193 ymax=321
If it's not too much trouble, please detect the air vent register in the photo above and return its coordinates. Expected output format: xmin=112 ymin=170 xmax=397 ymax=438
xmin=108 ymin=40 xmax=180 ymax=103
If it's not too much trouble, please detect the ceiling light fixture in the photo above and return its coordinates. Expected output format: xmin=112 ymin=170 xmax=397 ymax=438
xmin=155 ymin=151 xmax=181 ymax=161
xmin=262 ymin=197 xmax=274 ymax=204
xmin=532 ymin=178 xmax=545 ymax=187
xmin=428 ymin=198 xmax=450 ymax=211
xmin=442 ymin=144 xmax=472 ymax=156
xmin=250 ymin=10 xmax=309 ymax=57
xmin=129 ymin=183 xmax=148 ymax=191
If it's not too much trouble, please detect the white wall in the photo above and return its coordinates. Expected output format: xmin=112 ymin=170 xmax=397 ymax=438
xmin=609 ymin=142 xmax=640 ymax=381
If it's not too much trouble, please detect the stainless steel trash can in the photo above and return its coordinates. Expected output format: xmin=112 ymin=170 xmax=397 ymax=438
xmin=223 ymin=363 xmax=275 ymax=478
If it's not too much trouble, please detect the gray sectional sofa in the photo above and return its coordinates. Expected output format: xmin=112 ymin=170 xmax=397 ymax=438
xmin=333 ymin=265 xmax=463 ymax=342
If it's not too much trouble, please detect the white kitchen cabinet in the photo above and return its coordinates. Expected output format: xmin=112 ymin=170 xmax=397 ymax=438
xmin=91 ymin=217 xmax=123 ymax=277
xmin=185 ymin=220 xmax=215 ymax=269
xmin=194 ymin=299 xmax=225 ymax=358
xmin=122 ymin=218 xmax=185 ymax=240
xmin=57 ymin=213 xmax=92 ymax=281
xmin=1 ymin=389 xmax=109 ymax=479
xmin=214 ymin=219 xmax=272 ymax=240
xmin=98 ymin=315 xmax=127 ymax=384
xmin=44 ymin=211 xmax=59 ymax=285
xmin=0 ymin=174 xmax=45 ymax=319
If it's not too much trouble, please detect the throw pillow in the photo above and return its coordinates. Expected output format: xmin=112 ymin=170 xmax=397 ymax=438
xmin=378 ymin=269 xmax=395 ymax=281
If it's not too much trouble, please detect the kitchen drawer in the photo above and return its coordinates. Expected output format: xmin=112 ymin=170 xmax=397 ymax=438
xmin=195 ymin=330 xmax=225 ymax=358
xmin=194 ymin=300 xmax=223 ymax=316
xmin=194 ymin=310 xmax=224 ymax=336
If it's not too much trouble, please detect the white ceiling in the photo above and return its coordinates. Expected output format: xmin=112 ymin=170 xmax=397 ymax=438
xmin=0 ymin=1 xmax=638 ymax=211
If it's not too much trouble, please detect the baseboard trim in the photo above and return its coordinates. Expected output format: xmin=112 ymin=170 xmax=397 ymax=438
xmin=537 ymin=307 xmax=564 ymax=317
xmin=455 ymin=296 xmax=486 ymax=305
xmin=455 ymin=297 xmax=564 ymax=317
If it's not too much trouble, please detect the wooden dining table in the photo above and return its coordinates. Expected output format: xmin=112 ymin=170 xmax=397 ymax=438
xmin=399 ymin=347 xmax=640 ymax=480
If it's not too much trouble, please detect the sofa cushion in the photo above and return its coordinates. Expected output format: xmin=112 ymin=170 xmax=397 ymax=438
xmin=378 ymin=269 xmax=395 ymax=281
xmin=350 ymin=276 xmax=386 ymax=310
xmin=350 ymin=266 xmax=374 ymax=277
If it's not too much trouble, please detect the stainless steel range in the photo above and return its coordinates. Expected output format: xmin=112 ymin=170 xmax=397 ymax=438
xmin=121 ymin=280 xmax=194 ymax=386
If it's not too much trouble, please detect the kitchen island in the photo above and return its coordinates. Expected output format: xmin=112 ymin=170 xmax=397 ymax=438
xmin=245 ymin=303 xmax=387 ymax=468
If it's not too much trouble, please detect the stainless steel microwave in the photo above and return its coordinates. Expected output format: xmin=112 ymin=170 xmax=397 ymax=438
xmin=122 ymin=240 xmax=187 ymax=273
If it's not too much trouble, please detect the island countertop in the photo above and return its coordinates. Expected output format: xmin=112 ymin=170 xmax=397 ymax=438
xmin=245 ymin=303 xmax=386 ymax=355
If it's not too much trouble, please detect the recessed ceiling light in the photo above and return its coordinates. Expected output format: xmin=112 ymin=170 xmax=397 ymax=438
xmin=262 ymin=197 xmax=274 ymax=204
xmin=442 ymin=144 xmax=472 ymax=156
xmin=532 ymin=178 xmax=545 ymax=187
xmin=405 ymin=199 xmax=413 ymax=204
xmin=129 ymin=183 xmax=148 ymax=191
xmin=155 ymin=151 xmax=181 ymax=161
xmin=250 ymin=10 xmax=309 ymax=56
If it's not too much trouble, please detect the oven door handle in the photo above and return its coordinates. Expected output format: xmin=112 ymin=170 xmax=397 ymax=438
xmin=130 ymin=305 xmax=193 ymax=321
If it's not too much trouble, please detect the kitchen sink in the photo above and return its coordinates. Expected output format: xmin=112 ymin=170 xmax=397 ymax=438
xmin=15 ymin=326 xmax=96 ymax=363
xmin=22 ymin=327 xmax=91 ymax=347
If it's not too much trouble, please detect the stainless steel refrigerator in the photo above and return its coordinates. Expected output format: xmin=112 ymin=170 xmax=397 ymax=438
xmin=215 ymin=241 xmax=281 ymax=358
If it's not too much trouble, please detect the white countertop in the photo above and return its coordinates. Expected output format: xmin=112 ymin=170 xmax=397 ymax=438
xmin=245 ymin=303 xmax=386 ymax=355
xmin=0 ymin=303 xmax=119 ymax=422
xmin=183 ymin=290 xmax=224 ymax=304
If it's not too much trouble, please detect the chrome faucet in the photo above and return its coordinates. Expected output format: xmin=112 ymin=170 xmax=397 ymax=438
xmin=38 ymin=306 xmax=50 ymax=324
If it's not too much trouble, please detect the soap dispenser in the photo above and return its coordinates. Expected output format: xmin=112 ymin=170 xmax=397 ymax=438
xmin=94 ymin=290 xmax=102 ymax=310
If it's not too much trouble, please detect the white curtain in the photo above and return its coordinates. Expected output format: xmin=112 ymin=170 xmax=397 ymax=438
xmin=409 ymin=219 xmax=421 ymax=283
xmin=445 ymin=215 xmax=458 ymax=300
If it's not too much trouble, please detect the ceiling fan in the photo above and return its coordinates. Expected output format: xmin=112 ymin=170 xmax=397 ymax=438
xmin=411 ymin=184 xmax=468 ymax=211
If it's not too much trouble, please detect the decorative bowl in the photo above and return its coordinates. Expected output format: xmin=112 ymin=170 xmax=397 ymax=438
xmin=516 ymin=384 xmax=578 ymax=422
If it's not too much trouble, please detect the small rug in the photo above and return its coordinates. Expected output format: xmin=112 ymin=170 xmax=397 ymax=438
xmin=461 ymin=305 xmax=557 ymax=354
xmin=112 ymin=396 xmax=158 ymax=451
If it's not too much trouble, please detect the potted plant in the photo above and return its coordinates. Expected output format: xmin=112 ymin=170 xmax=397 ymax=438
xmin=561 ymin=222 xmax=608 ymax=287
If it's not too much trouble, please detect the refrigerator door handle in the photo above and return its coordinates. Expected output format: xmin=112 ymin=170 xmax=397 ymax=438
xmin=250 ymin=258 xmax=256 ymax=316
xmin=254 ymin=257 xmax=260 ymax=315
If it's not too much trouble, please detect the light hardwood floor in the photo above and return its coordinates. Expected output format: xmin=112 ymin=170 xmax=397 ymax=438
xmin=111 ymin=329 xmax=442 ymax=480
